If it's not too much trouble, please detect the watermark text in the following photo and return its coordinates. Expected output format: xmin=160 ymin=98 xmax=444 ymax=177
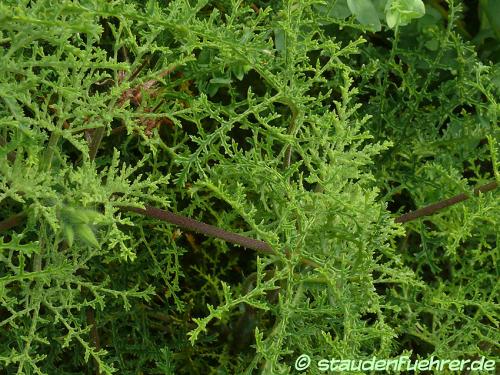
xmin=294 ymin=354 xmax=496 ymax=372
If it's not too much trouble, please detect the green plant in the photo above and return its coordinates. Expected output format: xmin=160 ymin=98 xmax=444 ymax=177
xmin=0 ymin=0 xmax=498 ymax=374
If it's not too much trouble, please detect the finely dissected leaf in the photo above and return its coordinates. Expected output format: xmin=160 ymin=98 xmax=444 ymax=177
xmin=0 ymin=234 xmax=39 ymax=255
xmin=0 ymin=0 xmax=497 ymax=374
xmin=347 ymin=0 xmax=382 ymax=31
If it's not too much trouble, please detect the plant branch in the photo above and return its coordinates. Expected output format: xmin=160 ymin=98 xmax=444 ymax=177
xmin=0 ymin=211 xmax=27 ymax=232
xmin=1 ymin=182 xmax=497 ymax=258
xmin=86 ymin=308 xmax=101 ymax=375
xmin=395 ymin=181 xmax=498 ymax=223
xmin=119 ymin=205 xmax=275 ymax=255
xmin=280 ymin=98 xmax=299 ymax=169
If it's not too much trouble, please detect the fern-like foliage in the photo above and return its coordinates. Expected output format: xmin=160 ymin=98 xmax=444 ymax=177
xmin=0 ymin=0 xmax=498 ymax=374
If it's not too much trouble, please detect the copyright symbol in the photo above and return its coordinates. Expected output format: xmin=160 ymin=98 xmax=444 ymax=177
xmin=295 ymin=354 xmax=311 ymax=371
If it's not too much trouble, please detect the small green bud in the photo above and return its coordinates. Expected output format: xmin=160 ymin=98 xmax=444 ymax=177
xmin=63 ymin=224 xmax=75 ymax=247
xmin=60 ymin=206 xmax=90 ymax=225
xmin=74 ymin=224 xmax=100 ymax=248
xmin=80 ymin=208 xmax=106 ymax=224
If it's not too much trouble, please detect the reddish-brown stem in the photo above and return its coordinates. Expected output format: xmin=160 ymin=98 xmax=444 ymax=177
xmin=0 ymin=211 xmax=27 ymax=232
xmin=127 ymin=56 xmax=151 ymax=83
xmin=395 ymin=181 xmax=498 ymax=223
xmin=120 ymin=205 xmax=275 ymax=255
xmin=86 ymin=306 xmax=101 ymax=375
xmin=1 ymin=182 xmax=497 ymax=258
xmin=0 ymin=136 xmax=16 ymax=162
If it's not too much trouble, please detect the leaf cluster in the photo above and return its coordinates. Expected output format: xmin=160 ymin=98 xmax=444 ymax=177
xmin=0 ymin=0 xmax=498 ymax=374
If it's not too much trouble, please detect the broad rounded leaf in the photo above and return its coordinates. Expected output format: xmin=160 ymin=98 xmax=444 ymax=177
xmin=314 ymin=0 xmax=351 ymax=19
xmin=347 ymin=0 xmax=381 ymax=31
xmin=385 ymin=0 xmax=425 ymax=29
xmin=482 ymin=0 xmax=500 ymax=39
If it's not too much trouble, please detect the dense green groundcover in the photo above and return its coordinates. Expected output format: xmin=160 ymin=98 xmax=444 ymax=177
xmin=0 ymin=0 xmax=498 ymax=373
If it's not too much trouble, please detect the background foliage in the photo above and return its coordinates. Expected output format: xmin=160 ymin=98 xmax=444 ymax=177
xmin=0 ymin=0 xmax=498 ymax=374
